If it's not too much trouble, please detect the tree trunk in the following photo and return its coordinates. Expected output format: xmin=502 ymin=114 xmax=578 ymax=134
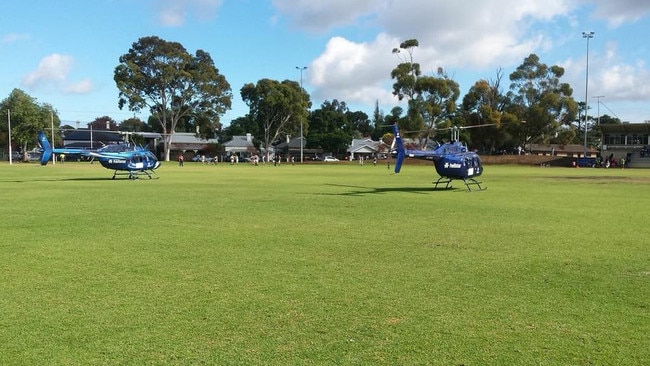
xmin=164 ymin=133 xmax=171 ymax=162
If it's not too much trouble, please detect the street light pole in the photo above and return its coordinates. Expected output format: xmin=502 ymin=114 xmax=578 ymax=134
xmin=582 ymin=31 xmax=594 ymax=157
xmin=296 ymin=66 xmax=307 ymax=163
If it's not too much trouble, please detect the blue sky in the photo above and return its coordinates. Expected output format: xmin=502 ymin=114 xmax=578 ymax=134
xmin=2 ymin=0 xmax=649 ymax=127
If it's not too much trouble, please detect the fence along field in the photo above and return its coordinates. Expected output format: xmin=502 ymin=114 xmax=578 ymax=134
xmin=0 ymin=162 xmax=648 ymax=364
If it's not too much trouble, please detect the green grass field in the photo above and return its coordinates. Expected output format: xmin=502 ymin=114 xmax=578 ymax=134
xmin=1 ymin=160 xmax=648 ymax=365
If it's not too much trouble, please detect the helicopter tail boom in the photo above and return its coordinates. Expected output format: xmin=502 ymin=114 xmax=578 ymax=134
xmin=38 ymin=131 xmax=96 ymax=165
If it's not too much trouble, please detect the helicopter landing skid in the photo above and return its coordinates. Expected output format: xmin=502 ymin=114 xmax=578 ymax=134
xmin=433 ymin=177 xmax=486 ymax=192
xmin=433 ymin=177 xmax=454 ymax=190
xmin=112 ymin=170 xmax=158 ymax=180
xmin=462 ymin=178 xmax=486 ymax=192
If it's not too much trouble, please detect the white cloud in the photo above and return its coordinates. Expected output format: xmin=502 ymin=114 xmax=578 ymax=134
xmin=2 ymin=33 xmax=30 ymax=43
xmin=302 ymin=0 xmax=575 ymax=110
xmin=65 ymin=79 xmax=95 ymax=94
xmin=22 ymin=54 xmax=94 ymax=94
xmin=588 ymin=0 xmax=650 ymax=27
xmin=589 ymin=42 xmax=650 ymax=102
xmin=155 ymin=0 xmax=223 ymax=27
xmin=22 ymin=54 xmax=73 ymax=88
xmin=277 ymin=0 xmax=650 ymax=121
xmin=272 ymin=0 xmax=380 ymax=32
xmin=310 ymin=34 xmax=399 ymax=107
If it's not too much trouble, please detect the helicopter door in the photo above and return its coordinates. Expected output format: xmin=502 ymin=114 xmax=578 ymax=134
xmin=133 ymin=154 xmax=144 ymax=169
xmin=465 ymin=156 xmax=474 ymax=176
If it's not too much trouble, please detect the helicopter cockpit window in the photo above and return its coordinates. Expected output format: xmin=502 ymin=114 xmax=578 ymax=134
xmin=100 ymin=144 xmax=131 ymax=153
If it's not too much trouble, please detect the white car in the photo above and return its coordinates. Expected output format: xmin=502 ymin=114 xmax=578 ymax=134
xmin=323 ymin=156 xmax=339 ymax=162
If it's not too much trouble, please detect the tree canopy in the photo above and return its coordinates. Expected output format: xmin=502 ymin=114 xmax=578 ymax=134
xmin=307 ymin=100 xmax=356 ymax=156
xmin=507 ymin=54 xmax=578 ymax=146
xmin=391 ymin=40 xmax=460 ymax=147
xmin=240 ymin=78 xmax=310 ymax=160
xmin=114 ymin=35 xmax=232 ymax=160
xmin=0 ymin=89 xmax=60 ymax=161
xmin=89 ymin=116 xmax=119 ymax=131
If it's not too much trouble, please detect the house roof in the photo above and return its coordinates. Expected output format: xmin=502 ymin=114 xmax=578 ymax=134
xmin=169 ymin=132 xmax=218 ymax=144
xmin=135 ymin=132 xmax=163 ymax=139
xmin=223 ymin=135 xmax=254 ymax=147
xmin=63 ymin=129 xmax=123 ymax=142
xmin=164 ymin=132 xmax=219 ymax=152
xmin=223 ymin=135 xmax=256 ymax=153
xmin=600 ymin=122 xmax=650 ymax=134
xmin=275 ymin=137 xmax=305 ymax=149
xmin=529 ymin=143 xmax=598 ymax=154
xmin=347 ymin=138 xmax=386 ymax=153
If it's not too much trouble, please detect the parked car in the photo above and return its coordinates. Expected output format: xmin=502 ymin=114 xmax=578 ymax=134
xmin=27 ymin=152 xmax=42 ymax=161
xmin=192 ymin=155 xmax=215 ymax=163
xmin=7 ymin=151 xmax=22 ymax=161
xmin=323 ymin=156 xmax=339 ymax=162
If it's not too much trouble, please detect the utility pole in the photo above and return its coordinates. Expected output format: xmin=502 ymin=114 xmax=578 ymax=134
xmin=593 ymin=95 xmax=605 ymax=125
xmin=51 ymin=112 xmax=56 ymax=165
xmin=7 ymin=109 xmax=12 ymax=165
xmin=582 ymin=31 xmax=595 ymax=157
xmin=296 ymin=66 xmax=307 ymax=163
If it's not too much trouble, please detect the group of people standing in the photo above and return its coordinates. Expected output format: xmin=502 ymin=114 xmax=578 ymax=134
xmin=598 ymin=153 xmax=631 ymax=168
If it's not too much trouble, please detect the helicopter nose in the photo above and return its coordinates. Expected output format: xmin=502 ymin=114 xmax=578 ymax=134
xmin=154 ymin=161 xmax=161 ymax=170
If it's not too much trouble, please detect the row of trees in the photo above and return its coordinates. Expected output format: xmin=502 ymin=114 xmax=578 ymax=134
xmin=388 ymin=39 xmax=613 ymax=154
xmin=1 ymin=36 xmax=620 ymax=162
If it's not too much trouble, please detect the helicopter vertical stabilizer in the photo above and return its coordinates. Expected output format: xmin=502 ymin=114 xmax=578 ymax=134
xmin=38 ymin=131 xmax=53 ymax=165
xmin=391 ymin=124 xmax=406 ymax=173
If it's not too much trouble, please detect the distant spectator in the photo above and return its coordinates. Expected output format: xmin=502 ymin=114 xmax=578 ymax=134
xmin=178 ymin=154 xmax=184 ymax=167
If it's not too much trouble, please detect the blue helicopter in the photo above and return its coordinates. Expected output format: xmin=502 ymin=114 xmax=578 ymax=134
xmin=391 ymin=123 xmax=486 ymax=191
xmin=38 ymin=131 xmax=161 ymax=179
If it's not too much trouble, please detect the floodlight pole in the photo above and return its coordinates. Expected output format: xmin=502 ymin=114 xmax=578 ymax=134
xmin=582 ymin=31 xmax=594 ymax=157
xmin=296 ymin=66 xmax=308 ymax=163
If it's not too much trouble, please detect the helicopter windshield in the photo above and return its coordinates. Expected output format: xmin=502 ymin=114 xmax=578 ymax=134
xmin=425 ymin=140 xmax=440 ymax=150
